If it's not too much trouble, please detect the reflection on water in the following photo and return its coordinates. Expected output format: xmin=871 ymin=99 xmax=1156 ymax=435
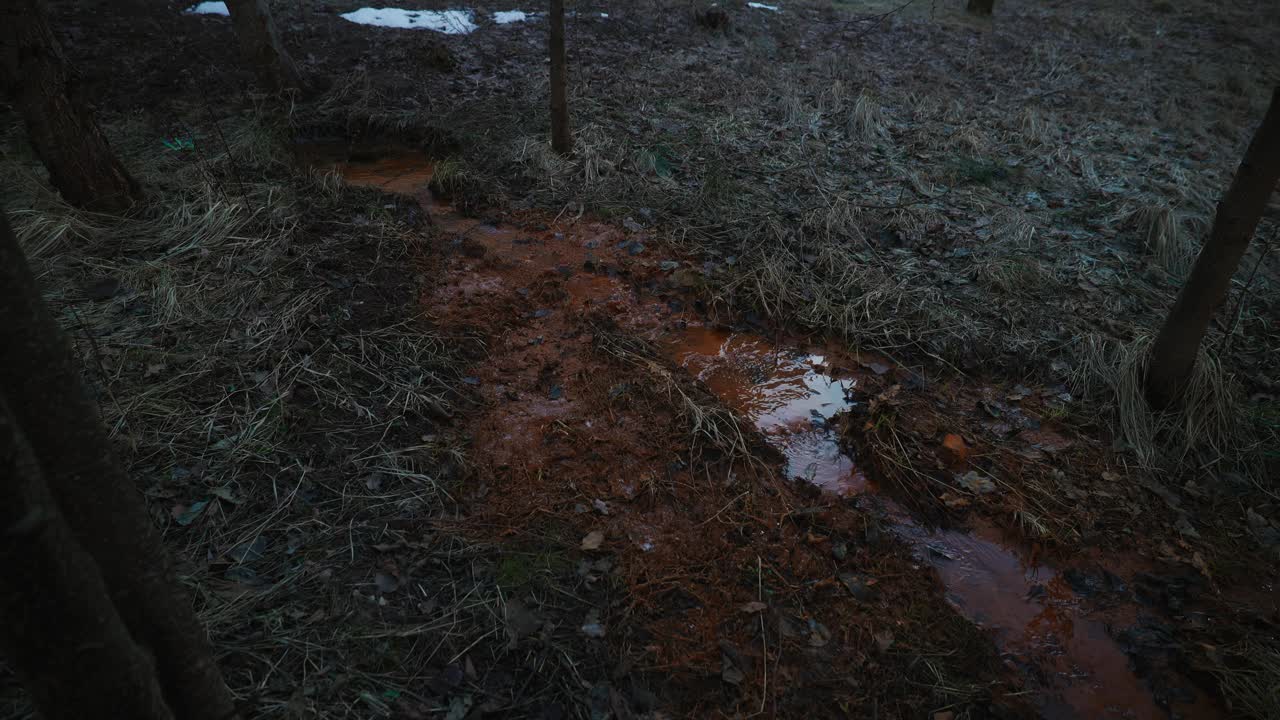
xmin=668 ymin=326 xmax=866 ymax=495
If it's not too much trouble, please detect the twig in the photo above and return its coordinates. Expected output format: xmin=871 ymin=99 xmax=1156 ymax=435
xmin=199 ymin=86 xmax=252 ymax=206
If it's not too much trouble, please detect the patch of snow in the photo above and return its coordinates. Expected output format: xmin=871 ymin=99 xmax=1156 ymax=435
xmin=339 ymin=7 xmax=478 ymax=34
xmin=747 ymin=2 xmax=780 ymax=11
xmin=493 ymin=9 xmax=528 ymax=24
xmin=185 ymin=1 xmax=229 ymax=16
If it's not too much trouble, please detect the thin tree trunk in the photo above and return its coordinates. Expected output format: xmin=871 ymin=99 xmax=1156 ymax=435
xmin=549 ymin=0 xmax=572 ymax=156
xmin=1146 ymin=86 xmax=1280 ymax=409
xmin=0 ymin=395 xmax=175 ymax=720
xmin=225 ymin=0 xmax=302 ymax=93
xmin=0 ymin=0 xmax=142 ymax=212
xmin=0 ymin=211 xmax=240 ymax=720
xmin=966 ymin=0 xmax=994 ymax=15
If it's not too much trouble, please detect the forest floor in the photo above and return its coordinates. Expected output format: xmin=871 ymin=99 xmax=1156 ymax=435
xmin=2 ymin=0 xmax=1279 ymax=718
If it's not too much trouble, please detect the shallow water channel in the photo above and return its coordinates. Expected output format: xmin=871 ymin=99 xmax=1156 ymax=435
xmin=313 ymin=146 xmax=1210 ymax=719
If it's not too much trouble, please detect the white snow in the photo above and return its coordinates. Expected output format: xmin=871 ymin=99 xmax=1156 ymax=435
xmin=747 ymin=2 xmax=780 ymax=11
xmin=493 ymin=10 xmax=529 ymax=24
xmin=185 ymin=1 xmax=229 ymax=16
xmin=339 ymin=7 xmax=478 ymax=34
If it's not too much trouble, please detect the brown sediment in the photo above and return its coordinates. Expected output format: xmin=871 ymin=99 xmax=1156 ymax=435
xmin=318 ymin=146 xmax=1222 ymax=719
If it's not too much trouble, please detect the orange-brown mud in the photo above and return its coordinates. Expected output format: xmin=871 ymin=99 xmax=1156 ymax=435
xmin=315 ymin=146 xmax=1223 ymax=719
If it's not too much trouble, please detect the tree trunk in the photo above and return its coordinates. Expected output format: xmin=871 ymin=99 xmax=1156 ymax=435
xmin=0 ymin=394 xmax=175 ymax=720
xmin=0 ymin=211 xmax=240 ymax=720
xmin=1146 ymin=86 xmax=1280 ymax=409
xmin=0 ymin=0 xmax=142 ymax=213
xmin=966 ymin=0 xmax=994 ymax=15
xmin=225 ymin=0 xmax=302 ymax=93
xmin=549 ymin=0 xmax=572 ymax=156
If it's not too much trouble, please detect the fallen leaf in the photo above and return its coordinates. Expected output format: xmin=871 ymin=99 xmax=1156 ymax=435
xmin=740 ymin=601 xmax=767 ymax=613
xmin=375 ymin=572 xmax=399 ymax=593
xmin=839 ymin=572 xmax=879 ymax=601
xmin=210 ymin=485 xmax=239 ymax=504
xmin=581 ymin=531 xmax=605 ymax=550
xmin=173 ymin=499 xmax=209 ymax=526
xmin=873 ymin=629 xmax=895 ymax=651
xmin=941 ymin=433 xmax=969 ymax=465
xmin=504 ymin=599 xmax=543 ymax=646
xmin=955 ymin=471 xmax=997 ymax=495
xmin=721 ymin=654 xmax=745 ymax=685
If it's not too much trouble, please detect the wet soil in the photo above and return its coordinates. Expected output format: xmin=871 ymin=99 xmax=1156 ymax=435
xmin=314 ymin=145 xmax=1226 ymax=719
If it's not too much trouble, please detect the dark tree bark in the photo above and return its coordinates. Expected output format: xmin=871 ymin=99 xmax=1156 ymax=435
xmin=225 ymin=0 xmax=302 ymax=93
xmin=0 ymin=395 xmax=174 ymax=720
xmin=967 ymin=0 xmax=994 ymax=15
xmin=549 ymin=0 xmax=572 ymax=156
xmin=0 ymin=211 xmax=240 ymax=720
xmin=1146 ymin=86 xmax=1280 ymax=409
xmin=0 ymin=0 xmax=142 ymax=213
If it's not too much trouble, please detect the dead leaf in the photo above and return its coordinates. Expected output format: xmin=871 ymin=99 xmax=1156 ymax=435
xmin=955 ymin=471 xmax=997 ymax=495
xmin=581 ymin=531 xmax=605 ymax=550
xmin=210 ymin=485 xmax=239 ymax=504
xmin=375 ymin=572 xmax=399 ymax=594
xmin=740 ymin=601 xmax=767 ymax=613
xmin=505 ymin=599 xmax=543 ymax=647
xmin=941 ymin=433 xmax=969 ymax=465
xmin=721 ymin=654 xmax=745 ymax=685
xmin=873 ymin=629 xmax=895 ymax=651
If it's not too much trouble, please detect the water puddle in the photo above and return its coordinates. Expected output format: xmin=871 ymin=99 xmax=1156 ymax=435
xmin=663 ymin=325 xmax=1204 ymax=719
xmin=314 ymin=146 xmax=1213 ymax=720
xmin=667 ymin=327 xmax=865 ymax=495
xmin=184 ymin=1 xmax=229 ymax=16
xmin=339 ymin=7 xmax=478 ymax=33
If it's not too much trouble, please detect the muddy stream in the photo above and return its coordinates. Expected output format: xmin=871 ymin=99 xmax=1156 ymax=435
xmin=314 ymin=146 xmax=1212 ymax=719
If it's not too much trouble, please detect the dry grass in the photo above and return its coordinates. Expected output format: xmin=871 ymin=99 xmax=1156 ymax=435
xmin=1207 ymin=639 xmax=1280 ymax=720
xmin=1072 ymin=333 xmax=1273 ymax=477
xmin=592 ymin=325 xmax=765 ymax=472
xmin=0 ymin=110 xmax=604 ymax=718
xmin=1121 ymin=201 xmax=1200 ymax=276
